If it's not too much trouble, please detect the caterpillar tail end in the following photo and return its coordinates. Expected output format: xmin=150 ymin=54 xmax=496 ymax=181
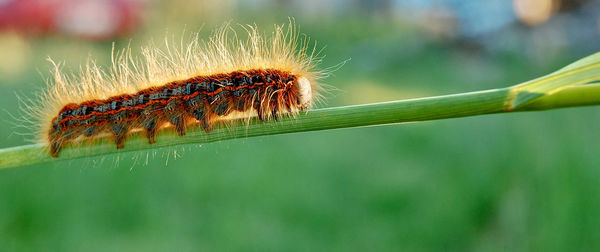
xmin=50 ymin=140 xmax=61 ymax=158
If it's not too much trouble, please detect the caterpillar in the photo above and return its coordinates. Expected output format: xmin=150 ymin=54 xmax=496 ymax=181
xmin=24 ymin=21 xmax=324 ymax=157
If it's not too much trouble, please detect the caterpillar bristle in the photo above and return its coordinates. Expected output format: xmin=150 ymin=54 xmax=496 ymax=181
xmin=25 ymin=20 xmax=327 ymax=157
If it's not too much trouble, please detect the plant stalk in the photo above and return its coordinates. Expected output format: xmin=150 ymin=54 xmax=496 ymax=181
xmin=1 ymin=83 xmax=598 ymax=170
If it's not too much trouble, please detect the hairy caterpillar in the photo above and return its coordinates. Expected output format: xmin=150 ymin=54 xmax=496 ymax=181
xmin=24 ymin=22 xmax=325 ymax=157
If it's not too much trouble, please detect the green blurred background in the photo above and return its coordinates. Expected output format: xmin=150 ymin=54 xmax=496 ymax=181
xmin=1 ymin=0 xmax=600 ymax=250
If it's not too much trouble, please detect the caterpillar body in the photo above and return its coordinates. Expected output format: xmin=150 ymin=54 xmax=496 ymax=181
xmin=26 ymin=22 xmax=324 ymax=157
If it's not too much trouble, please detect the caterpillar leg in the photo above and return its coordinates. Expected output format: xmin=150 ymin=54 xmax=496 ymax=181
xmin=168 ymin=114 xmax=186 ymax=136
xmin=213 ymin=100 xmax=231 ymax=116
xmin=49 ymin=140 xmax=63 ymax=158
xmin=143 ymin=118 xmax=158 ymax=144
xmin=191 ymin=106 xmax=211 ymax=132
xmin=110 ymin=122 xmax=128 ymax=149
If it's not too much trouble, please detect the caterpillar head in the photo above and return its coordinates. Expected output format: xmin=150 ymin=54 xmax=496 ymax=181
xmin=294 ymin=77 xmax=313 ymax=109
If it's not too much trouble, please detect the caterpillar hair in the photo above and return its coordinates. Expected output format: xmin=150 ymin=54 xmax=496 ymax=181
xmin=23 ymin=21 xmax=326 ymax=157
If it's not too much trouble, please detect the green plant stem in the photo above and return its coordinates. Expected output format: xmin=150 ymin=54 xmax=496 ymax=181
xmin=1 ymin=84 xmax=599 ymax=170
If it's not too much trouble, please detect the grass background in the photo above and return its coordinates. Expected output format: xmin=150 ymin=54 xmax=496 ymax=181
xmin=1 ymin=3 xmax=600 ymax=251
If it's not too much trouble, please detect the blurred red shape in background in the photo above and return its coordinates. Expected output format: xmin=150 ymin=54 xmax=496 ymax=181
xmin=0 ymin=0 xmax=142 ymax=40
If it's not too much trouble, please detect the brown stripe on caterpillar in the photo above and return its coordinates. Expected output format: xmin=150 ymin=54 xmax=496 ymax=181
xmin=47 ymin=69 xmax=313 ymax=157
